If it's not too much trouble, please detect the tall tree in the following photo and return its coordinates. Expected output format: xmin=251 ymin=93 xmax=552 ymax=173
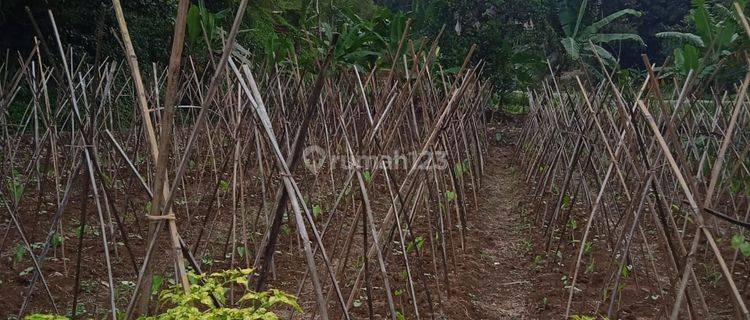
xmin=558 ymin=0 xmax=645 ymax=68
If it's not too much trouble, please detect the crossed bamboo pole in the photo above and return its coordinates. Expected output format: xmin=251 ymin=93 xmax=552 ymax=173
xmin=1 ymin=12 xmax=490 ymax=320
xmin=520 ymin=23 xmax=750 ymax=317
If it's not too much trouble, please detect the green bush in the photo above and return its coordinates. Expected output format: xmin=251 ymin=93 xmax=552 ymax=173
xmin=146 ymin=268 xmax=302 ymax=319
xmin=24 ymin=268 xmax=301 ymax=320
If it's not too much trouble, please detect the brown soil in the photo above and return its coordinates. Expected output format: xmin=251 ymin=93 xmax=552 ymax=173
xmin=0 ymin=115 xmax=540 ymax=320
xmin=4 ymin=115 xmax=741 ymax=319
xmin=443 ymin=115 xmax=538 ymax=319
xmin=444 ymin=114 xmax=746 ymax=320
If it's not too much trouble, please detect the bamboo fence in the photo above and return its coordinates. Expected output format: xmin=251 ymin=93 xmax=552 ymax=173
xmin=519 ymin=30 xmax=750 ymax=318
xmin=0 ymin=5 xmax=490 ymax=320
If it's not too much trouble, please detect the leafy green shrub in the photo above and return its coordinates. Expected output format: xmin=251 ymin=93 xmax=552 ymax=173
xmin=144 ymin=268 xmax=301 ymax=320
xmin=24 ymin=269 xmax=301 ymax=320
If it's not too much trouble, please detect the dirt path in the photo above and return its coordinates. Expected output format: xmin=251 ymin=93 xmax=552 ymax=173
xmin=446 ymin=118 xmax=536 ymax=319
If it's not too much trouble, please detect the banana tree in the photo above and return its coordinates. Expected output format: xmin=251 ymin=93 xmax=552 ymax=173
xmin=317 ymin=19 xmax=384 ymax=67
xmin=559 ymin=0 xmax=645 ymax=67
xmin=314 ymin=8 xmax=409 ymax=68
xmin=186 ymin=0 xmax=229 ymax=51
xmin=656 ymin=0 xmax=748 ymax=79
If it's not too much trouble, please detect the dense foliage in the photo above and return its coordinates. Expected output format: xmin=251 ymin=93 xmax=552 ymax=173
xmin=1 ymin=0 xmax=749 ymax=100
xmin=558 ymin=0 xmax=645 ymax=68
xmin=657 ymin=0 xmax=750 ymax=86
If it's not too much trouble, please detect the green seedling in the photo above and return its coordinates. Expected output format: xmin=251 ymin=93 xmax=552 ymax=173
xmin=6 ymin=169 xmax=24 ymax=203
xmin=406 ymin=236 xmax=425 ymax=254
xmin=731 ymin=234 xmax=750 ymax=257
xmin=585 ymin=260 xmax=595 ymax=274
xmin=13 ymin=243 xmax=25 ymax=265
xmin=218 ymin=180 xmax=230 ymax=192
xmin=151 ymin=275 xmax=164 ymax=296
xmin=312 ymin=204 xmax=323 ymax=218
xmin=445 ymin=191 xmax=457 ymax=202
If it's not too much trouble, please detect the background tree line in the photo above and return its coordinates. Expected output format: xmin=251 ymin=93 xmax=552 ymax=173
xmin=1 ymin=0 xmax=746 ymax=102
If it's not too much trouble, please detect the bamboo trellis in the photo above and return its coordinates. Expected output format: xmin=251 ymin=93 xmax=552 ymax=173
xmin=0 ymin=8 xmax=490 ymax=320
xmin=519 ymin=21 xmax=750 ymax=318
